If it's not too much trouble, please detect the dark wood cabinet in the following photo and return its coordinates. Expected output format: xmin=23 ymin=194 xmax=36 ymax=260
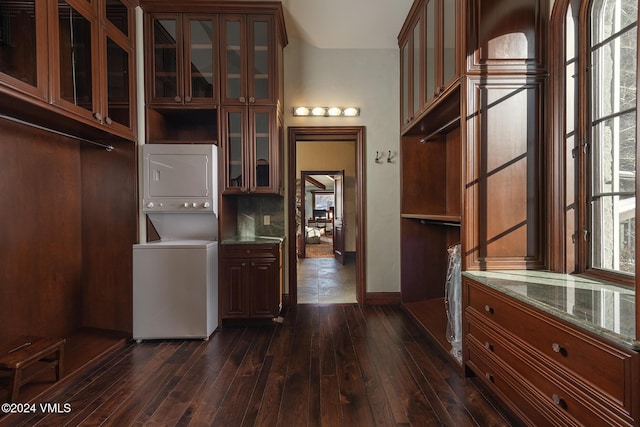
xmin=464 ymin=277 xmax=639 ymax=426
xmin=399 ymin=0 xmax=459 ymax=133
xmin=400 ymin=11 xmax=421 ymax=127
xmin=52 ymin=0 xmax=136 ymax=140
xmin=0 ymin=0 xmax=49 ymax=100
xmin=220 ymin=14 xmax=279 ymax=107
xmin=218 ymin=8 xmax=285 ymax=196
xmin=0 ymin=0 xmax=137 ymax=141
xmin=220 ymin=242 xmax=282 ymax=320
xmin=145 ymin=13 xmax=218 ymax=107
xmin=221 ymin=105 xmax=281 ymax=194
xmin=399 ymin=0 xmax=548 ymax=367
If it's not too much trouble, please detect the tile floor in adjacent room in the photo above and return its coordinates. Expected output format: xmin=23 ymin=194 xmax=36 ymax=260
xmin=297 ymin=257 xmax=357 ymax=304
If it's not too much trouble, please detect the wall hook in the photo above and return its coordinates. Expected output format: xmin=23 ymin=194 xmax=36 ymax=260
xmin=387 ymin=150 xmax=395 ymax=163
xmin=375 ymin=151 xmax=383 ymax=163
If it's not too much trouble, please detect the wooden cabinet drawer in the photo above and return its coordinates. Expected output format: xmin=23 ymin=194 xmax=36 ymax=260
xmin=466 ymin=280 xmax=633 ymax=410
xmin=220 ymin=243 xmax=280 ymax=259
xmin=466 ymin=341 xmax=561 ymax=427
xmin=467 ymin=313 xmax=634 ymax=426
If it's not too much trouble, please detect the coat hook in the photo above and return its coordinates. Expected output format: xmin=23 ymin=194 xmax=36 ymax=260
xmin=375 ymin=151 xmax=383 ymax=163
xmin=387 ymin=150 xmax=395 ymax=163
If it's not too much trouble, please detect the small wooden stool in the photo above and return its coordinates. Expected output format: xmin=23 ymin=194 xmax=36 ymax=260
xmin=0 ymin=336 xmax=65 ymax=402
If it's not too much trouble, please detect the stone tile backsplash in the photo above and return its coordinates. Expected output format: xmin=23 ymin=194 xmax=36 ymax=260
xmin=237 ymin=196 xmax=285 ymax=238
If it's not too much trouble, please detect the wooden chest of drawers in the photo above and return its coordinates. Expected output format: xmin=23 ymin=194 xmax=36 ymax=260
xmin=464 ymin=277 xmax=639 ymax=426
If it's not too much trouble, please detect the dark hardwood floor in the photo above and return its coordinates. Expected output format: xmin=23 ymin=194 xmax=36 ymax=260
xmin=0 ymin=305 xmax=513 ymax=426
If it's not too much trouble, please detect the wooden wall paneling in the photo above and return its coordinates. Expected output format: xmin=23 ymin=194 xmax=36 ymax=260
xmin=401 ymin=134 xmax=447 ymax=215
xmin=401 ymin=218 xmax=449 ymax=303
xmin=81 ymin=141 xmax=137 ymax=334
xmin=468 ymin=0 xmax=548 ymax=73
xmin=445 ymin=126 xmax=462 ymax=216
xmin=0 ymin=119 xmax=83 ymax=344
xmin=464 ymin=77 xmax=546 ymax=269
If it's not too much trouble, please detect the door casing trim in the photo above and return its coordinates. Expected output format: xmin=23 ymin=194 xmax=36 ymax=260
xmin=287 ymin=126 xmax=366 ymax=305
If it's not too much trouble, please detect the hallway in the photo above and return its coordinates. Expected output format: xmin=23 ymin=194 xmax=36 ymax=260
xmin=297 ymin=258 xmax=356 ymax=304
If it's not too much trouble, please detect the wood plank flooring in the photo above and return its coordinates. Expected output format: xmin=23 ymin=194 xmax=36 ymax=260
xmin=0 ymin=305 xmax=514 ymax=426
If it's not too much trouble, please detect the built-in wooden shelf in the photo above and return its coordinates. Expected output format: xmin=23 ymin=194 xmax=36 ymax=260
xmin=401 ymin=213 xmax=461 ymax=226
xmin=403 ymin=298 xmax=461 ymax=366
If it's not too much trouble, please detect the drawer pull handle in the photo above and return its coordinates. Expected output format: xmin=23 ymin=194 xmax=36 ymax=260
xmin=552 ymin=394 xmax=567 ymax=409
xmin=551 ymin=343 xmax=567 ymax=356
xmin=484 ymin=305 xmax=494 ymax=314
xmin=484 ymin=342 xmax=494 ymax=352
xmin=484 ymin=372 xmax=494 ymax=383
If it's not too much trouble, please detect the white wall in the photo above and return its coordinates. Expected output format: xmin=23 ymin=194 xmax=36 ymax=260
xmin=284 ymin=37 xmax=401 ymax=293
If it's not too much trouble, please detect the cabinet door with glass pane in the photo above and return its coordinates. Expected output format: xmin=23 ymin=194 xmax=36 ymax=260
xmin=220 ymin=14 xmax=246 ymax=105
xmin=247 ymin=15 xmax=274 ymax=106
xmin=424 ymin=0 xmax=459 ymax=104
xmin=399 ymin=13 xmax=422 ymax=130
xmin=439 ymin=0 xmax=457 ymax=93
xmin=221 ymin=105 xmax=279 ymax=194
xmin=220 ymin=14 xmax=276 ymax=106
xmin=53 ymin=0 xmax=100 ymax=123
xmin=102 ymin=0 xmax=135 ymax=137
xmin=147 ymin=13 xmax=217 ymax=106
xmin=0 ymin=0 xmax=49 ymax=100
xmin=147 ymin=13 xmax=182 ymax=105
xmin=249 ymin=106 xmax=277 ymax=193
xmin=184 ymin=14 xmax=218 ymax=105
xmin=53 ymin=0 xmax=136 ymax=139
xmin=221 ymin=105 xmax=248 ymax=193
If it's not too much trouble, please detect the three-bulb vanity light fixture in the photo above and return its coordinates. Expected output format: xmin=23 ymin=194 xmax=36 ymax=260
xmin=292 ymin=106 xmax=360 ymax=117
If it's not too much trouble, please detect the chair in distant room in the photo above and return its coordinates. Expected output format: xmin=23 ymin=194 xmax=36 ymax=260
xmin=313 ymin=209 xmax=327 ymax=233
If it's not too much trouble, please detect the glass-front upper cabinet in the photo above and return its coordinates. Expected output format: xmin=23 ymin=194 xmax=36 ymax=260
xmin=425 ymin=0 xmax=458 ymax=102
xmin=105 ymin=0 xmax=129 ymax=36
xmin=399 ymin=13 xmax=422 ymax=127
xmin=53 ymin=0 xmax=136 ymax=139
xmin=222 ymin=106 xmax=247 ymax=193
xmin=250 ymin=106 xmax=276 ymax=193
xmin=0 ymin=0 xmax=49 ymax=99
xmin=401 ymin=40 xmax=410 ymax=125
xmin=424 ymin=0 xmax=436 ymax=103
xmin=440 ymin=0 xmax=457 ymax=91
xmin=399 ymin=0 xmax=459 ymax=130
xmin=55 ymin=0 xmax=98 ymax=119
xmin=105 ymin=34 xmax=132 ymax=131
xmin=221 ymin=106 xmax=278 ymax=194
xmin=103 ymin=0 xmax=134 ymax=134
xmin=147 ymin=13 xmax=218 ymax=106
xmin=220 ymin=14 xmax=275 ymax=105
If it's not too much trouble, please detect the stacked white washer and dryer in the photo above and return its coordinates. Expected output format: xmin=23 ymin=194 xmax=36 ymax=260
xmin=133 ymin=144 xmax=218 ymax=341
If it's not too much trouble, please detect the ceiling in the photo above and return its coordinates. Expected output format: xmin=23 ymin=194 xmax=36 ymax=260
xmin=276 ymin=0 xmax=414 ymax=49
xmin=306 ymin=174 xmax=335 ymax=189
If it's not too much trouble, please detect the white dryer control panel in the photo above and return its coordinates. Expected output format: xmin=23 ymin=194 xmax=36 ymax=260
xmin=142 ymin=144 xmax=218 ymax=214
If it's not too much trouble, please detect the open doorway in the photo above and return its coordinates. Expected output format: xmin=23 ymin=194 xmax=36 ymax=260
xmin=287 ymin=127 xmax=366 ymax=306
xmin=298 ymin=170 xmax=343 ymax=261
xmin=297 ymin=170 xmax=353 ymax=304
